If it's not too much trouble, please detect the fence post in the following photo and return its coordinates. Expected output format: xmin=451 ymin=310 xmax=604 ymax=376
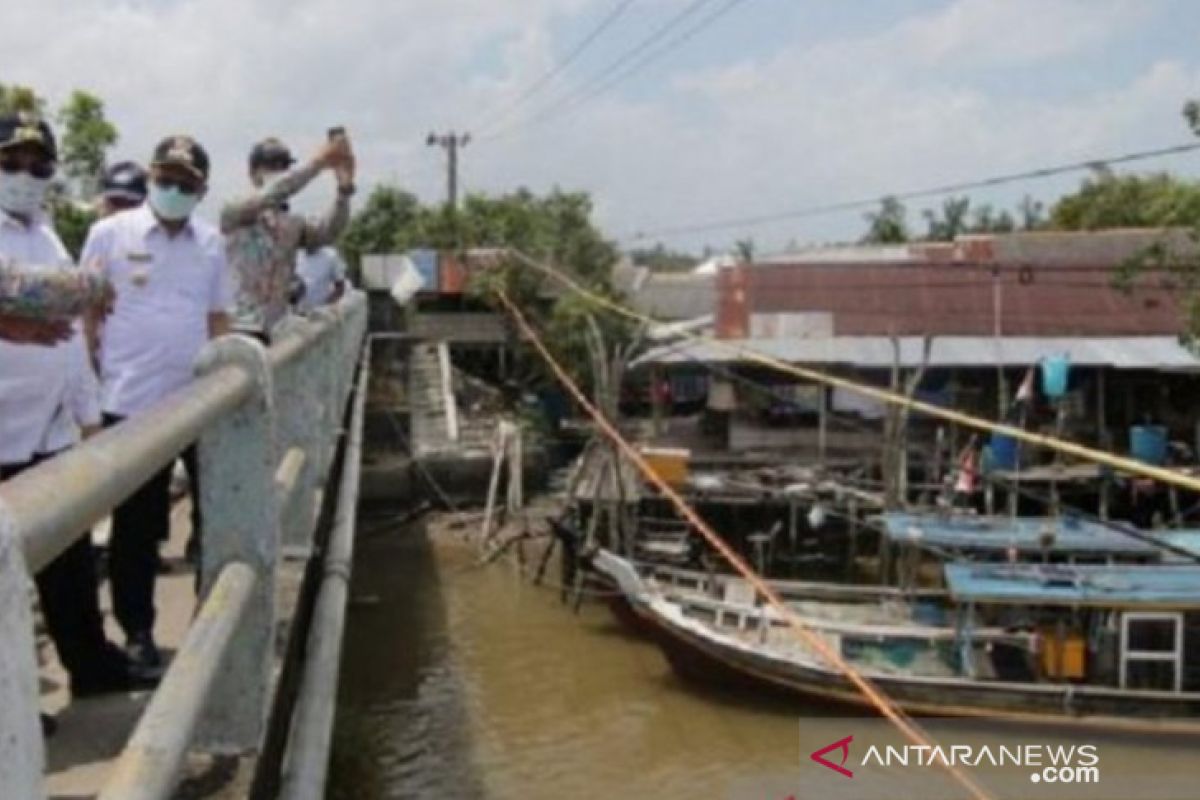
xmin=272 ymin=318 xmax=324 ymax=557
xmin=192 ymin=336 xmax=278 ymax=752
xmin=311 ymin=308 xmax=341 ymax=482
xmin=0 ymin=508 xmax=44 ymax=800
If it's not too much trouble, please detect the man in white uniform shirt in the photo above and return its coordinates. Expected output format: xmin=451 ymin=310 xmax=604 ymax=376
xmin=0 ymin=112 xmax=146 ymax=711
xmin=295 ymin=243 xmax=347 ymax=311
xmin=82 ymin=135 xmax=231 ymax=676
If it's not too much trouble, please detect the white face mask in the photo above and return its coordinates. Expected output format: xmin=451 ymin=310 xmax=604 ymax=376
xmin=0 ymin=172 xmax=50 ymax=216
xmin=148 ymin=184 xmax=200 ymax=221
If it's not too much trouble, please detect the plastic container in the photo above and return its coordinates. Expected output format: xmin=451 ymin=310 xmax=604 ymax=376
xmin=1041 ymin=355 xmax=1070 ymax=399
xmin=988 ymin=434 xmax=1020 ymax=470
xmin=1130 ymin=425 xmax=1168 ymax=465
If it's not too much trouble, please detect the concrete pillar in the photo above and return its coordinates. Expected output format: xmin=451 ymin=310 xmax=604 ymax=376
xmin=193 ymin=336 xmax=278 ymax=753
xmin=0 ymin=508 xmax=44 ymax=799
xmin=272 ymin=318 xmax=324 ymax=557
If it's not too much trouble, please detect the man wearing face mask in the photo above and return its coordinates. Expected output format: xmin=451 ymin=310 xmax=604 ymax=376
xmin=81 ymin=135 xmax=232 ymax=677
xmin=0 ymin=112 xmax=149 ymax=715
xmin=221 ymin=133 xmax=355 ymax=341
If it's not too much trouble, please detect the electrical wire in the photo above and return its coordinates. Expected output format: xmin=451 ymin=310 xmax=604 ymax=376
xmin=495 ymin=287 xmax=996 ymax=800
xmin=516 ymin=0 xmax=750 ymax=133
xmin=622 ymin=140 xmax=1200 ymax=241
xmin=481 ymin=0 xmax=720 ymax=141
xmin=477 ymin=0 xmax=639 ymax=137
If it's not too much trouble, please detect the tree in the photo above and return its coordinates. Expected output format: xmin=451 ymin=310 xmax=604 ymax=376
xmin=1107 ymin=99 xmax=1200 ymax=347
xmin=338 ymin=183 xmax=627 ymax=392
xmin=1049 ymin=171 xmax=1200 ymax=230
xmin=337 ymin=185 xmax=425 ymax=278
xmin=629 ymin=243 xmax=698 ymax=272
xmin=861 ymin=196 xmax=909 ymax=244
xmin=921 ymin=196 xmax=971 ymax=241
xmin=1017 ymin=194 xmax=1045 ymax=231
xmin=0 ymin=84 xmax=47 ymax=116
xmin=57 ymin=91 xmax=118 ymax=196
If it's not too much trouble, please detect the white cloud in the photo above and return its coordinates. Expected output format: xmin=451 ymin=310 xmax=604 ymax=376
xmin=1 ymin=0 xmax=1194 ymax=251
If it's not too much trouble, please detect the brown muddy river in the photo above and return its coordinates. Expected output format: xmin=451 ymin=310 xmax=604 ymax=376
xmin=330 ymin=512 xmax=1199 ymax=800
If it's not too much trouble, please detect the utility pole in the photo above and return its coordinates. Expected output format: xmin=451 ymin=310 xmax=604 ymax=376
xmin=426 ymin=131 xmax=470 ymax=209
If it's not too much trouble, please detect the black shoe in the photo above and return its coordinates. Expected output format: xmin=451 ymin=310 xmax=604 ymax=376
xmin=41 ymin=714 xmax=57 ymax=738
xmin=71 ymin=641 xmax=160 ymax=697
xmin=126 ymin=631 xmax=165 ymax=681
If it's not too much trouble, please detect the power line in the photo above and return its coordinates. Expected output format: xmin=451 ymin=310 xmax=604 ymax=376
xmin=623 ymin=140 xmax=1200 ymax=242
xmin=478 ymin=0 xmax=638 ymax=137
xmin=481 ymin=0 xmax=719 ymax=142
xmin=522 ymin=0 xmax=750 ymax=132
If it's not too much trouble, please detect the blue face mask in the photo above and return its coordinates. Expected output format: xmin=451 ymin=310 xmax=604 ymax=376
xmin=148 ymin=184 xmax=200 ymax=221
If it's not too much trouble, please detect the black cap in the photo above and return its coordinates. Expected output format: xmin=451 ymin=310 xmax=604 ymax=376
xmin=248 ymin=137 xmax=295 ymax=171
xmin=0 ymin=111 xmax=56 ymax=160
xmin=150 ymin=135 xmax=210 ymax=181
xmin=101 ymin=160 xmax=148 ymax=202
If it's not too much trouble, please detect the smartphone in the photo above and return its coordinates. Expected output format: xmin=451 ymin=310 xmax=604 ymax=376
xmin=328 ymin=126 xmax=346 ymax=141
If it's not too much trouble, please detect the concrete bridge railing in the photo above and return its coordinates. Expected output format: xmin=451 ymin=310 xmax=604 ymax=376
xmin=0 ymin=290 xmax=369 ymax=800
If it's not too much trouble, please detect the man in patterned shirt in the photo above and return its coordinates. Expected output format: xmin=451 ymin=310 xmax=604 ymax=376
xmin=220 ymin=132 xmax=355 ymax=341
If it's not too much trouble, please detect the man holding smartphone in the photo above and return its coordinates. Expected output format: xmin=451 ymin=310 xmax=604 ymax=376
xmin=221 ymin=130 xmax=356 ymax=341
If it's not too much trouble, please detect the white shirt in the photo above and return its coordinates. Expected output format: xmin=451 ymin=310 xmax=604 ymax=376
xmin=295 ymin=246 xmax=346 ymax=311
xmin=81 ymin=205 xmax=232 ymax=417
xmin=0 ymin=209 xmax=101 ymax=464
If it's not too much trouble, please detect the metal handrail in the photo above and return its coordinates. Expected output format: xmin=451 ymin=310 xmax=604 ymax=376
xmin=4 ymin=366 xmax=253 ymax=573
xmin=0 ymin=290 xmax=369 ymax=800
xmin=97 ymin=561 xmax=258 ymax=800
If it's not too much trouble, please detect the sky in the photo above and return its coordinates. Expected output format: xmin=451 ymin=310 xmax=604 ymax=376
xmin=4 ymin=0 xmax=1199 ymax=254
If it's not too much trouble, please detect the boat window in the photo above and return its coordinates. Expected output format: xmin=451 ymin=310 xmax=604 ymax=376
xmin=1120 ymin=612 xmax=1183 ymax=693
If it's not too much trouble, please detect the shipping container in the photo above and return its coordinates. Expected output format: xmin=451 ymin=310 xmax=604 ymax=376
xmin=409 ymin=248 xmax=439 ymax=293
xmin=439 ymin=251 xmax=469 ymax=294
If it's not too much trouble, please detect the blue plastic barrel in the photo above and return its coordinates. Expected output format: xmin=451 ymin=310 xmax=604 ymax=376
xmin=1041 ymin=355 xmax=1071 ymax=399
xmin=988 ymin=434 xmax=1020 ymax=470
xmin=1130 ymin=425 xmax=1168 ymax=465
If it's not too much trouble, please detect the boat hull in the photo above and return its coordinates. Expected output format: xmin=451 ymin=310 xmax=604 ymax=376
xmin=646 ymin=600 xmax=1200 ymax=735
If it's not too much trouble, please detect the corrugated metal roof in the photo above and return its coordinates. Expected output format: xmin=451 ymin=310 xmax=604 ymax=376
xmin=629 ymin=273 xmax=716 ymax=322
xmin=944 ymin=563 xmax=1200 ymax=608
xmin=635 ymin=335 xmax=1200 ymax=370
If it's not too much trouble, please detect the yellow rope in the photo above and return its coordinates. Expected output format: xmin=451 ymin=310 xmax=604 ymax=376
xmin=497 ymin=289 xmax=997 ymax=800
xmin=501 ymin=249 xmax=1200 ymax=494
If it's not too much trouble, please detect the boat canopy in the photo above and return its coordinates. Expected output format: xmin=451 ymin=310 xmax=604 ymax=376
xmin=943 ymin=563 xmax=1200 ymax=609
xmin=876 ymin=512 xmax=1162 ymax=557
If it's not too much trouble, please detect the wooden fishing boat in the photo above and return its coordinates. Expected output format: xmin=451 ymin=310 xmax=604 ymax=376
xmin=589 ymin=549 xmax=945 ymax=636
xmin=596 ymin=550 xmax=1200 ymax=733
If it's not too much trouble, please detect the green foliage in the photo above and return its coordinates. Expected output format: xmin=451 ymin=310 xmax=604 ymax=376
xmin=56 ymin=91 xmax=118 ymax=195
xmin=861 ymin=196 xmax=909 ymax=244
xmin=0 ymin=83 xmax=47 ymax=116
xmin=339 ymin=183 xmax=628 ymax=393
xmin=1105 ymin=99 xmax=1200 ymax=348
xmin=628 ymin=243 xmax=698 ymax=272
xmin=1049 ymin=171 xmax=1200 ymax=230
xmin=50 ymin=197 xmax=97 ymax=259
xmin=338 ymin=186 xmax=426 ymax=278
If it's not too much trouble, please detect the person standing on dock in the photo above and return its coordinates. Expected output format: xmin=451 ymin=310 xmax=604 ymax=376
xmin=0 ymin=112 xmax=152 ymax=716
xmin=221 ymin=132 xmax=355 ymax=342
xmin=80 ymin=135 xmax=232 ymax=679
